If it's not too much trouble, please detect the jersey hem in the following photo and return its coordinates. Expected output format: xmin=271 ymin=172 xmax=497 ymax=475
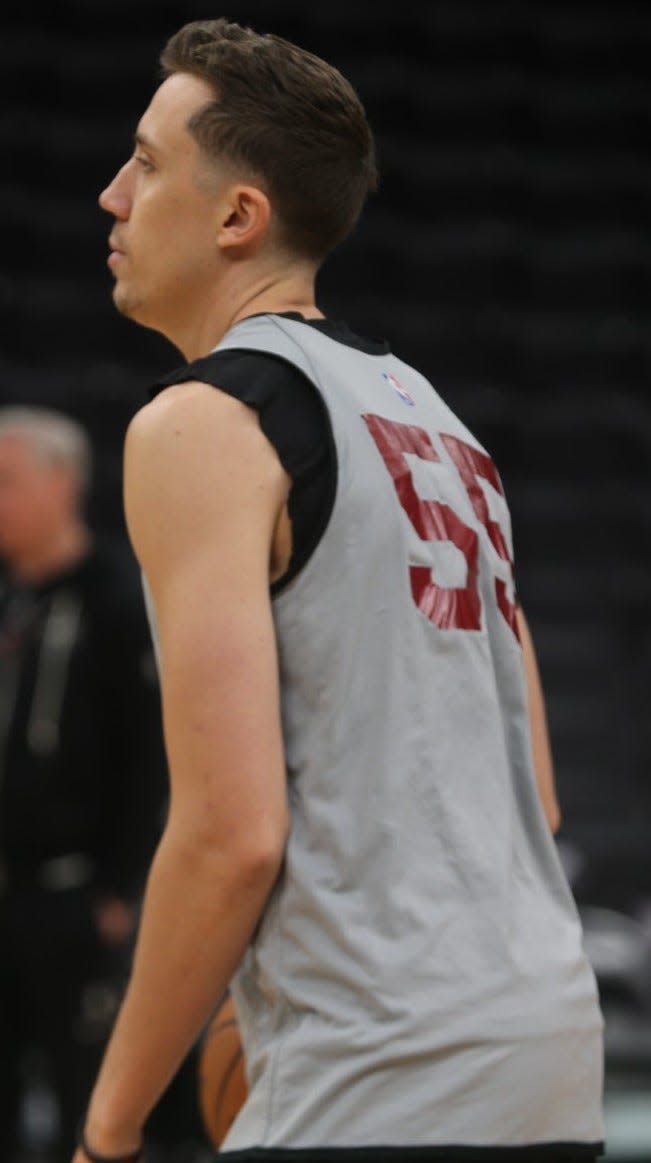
xmin=217 ymin=1142 xmax=605 ymax=1161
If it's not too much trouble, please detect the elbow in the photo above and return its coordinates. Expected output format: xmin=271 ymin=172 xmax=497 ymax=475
xmin=163 ymin=776 xmax=290 ymax=904
xmin=235 ymin=815 xmax=289 ymax=893
xmin=173 ymin=805 xmax=289 ymax=899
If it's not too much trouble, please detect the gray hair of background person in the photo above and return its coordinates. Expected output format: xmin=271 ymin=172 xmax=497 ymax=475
xmin=0 ymin=406 xmax=93 ymax=498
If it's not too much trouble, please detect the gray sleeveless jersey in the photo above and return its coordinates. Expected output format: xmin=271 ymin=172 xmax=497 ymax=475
xmin=148 ymin=314 xmax=604 ymax=1151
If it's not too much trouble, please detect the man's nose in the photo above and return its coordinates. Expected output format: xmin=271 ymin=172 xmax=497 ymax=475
xmin=98 ymin=164 xmax=131 ymax=219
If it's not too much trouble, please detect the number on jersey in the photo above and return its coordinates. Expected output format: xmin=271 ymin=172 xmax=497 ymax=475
xmin=362 ymin=414 xmax=519 ymax=639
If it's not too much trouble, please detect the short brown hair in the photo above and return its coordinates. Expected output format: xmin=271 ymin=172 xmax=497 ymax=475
xmin=160 ymin=18 xmax=378 ymax=261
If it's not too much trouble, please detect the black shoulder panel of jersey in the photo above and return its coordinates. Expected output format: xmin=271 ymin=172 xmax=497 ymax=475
xmin=151 ymin=344 xmax=334 ymax=593
xmin=149 ymin=315 xmax=389 ymax=592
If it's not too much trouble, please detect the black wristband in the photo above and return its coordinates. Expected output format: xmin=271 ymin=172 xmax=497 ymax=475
xmin=80 ymin=1130 xmax=144 ymax=1163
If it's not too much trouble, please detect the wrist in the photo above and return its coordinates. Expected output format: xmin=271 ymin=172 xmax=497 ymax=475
xmin=80 ymin=1127 xmax=144 ymax=1163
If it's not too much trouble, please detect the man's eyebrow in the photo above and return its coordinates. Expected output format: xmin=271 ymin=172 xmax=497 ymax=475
xmin=134 ymin=129 xmax=157 ymax=151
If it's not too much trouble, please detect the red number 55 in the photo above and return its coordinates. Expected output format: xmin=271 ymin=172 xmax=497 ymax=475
xmin=362 ymin=414 xmax=519 ymax=639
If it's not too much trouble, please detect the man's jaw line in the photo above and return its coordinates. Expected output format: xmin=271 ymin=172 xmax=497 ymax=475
xmin=104 ymin=241 xmax=320 ymax=360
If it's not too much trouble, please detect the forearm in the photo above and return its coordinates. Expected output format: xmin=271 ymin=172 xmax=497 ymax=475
xmin=83 ymin=819 xmax=281 ymax=1150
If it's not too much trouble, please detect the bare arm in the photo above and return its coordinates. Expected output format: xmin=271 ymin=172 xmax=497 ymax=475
xmin=77 ymin=382 xmax=291 ymax=1159
xmin=516 ymin=605 xmax=561 ymax=834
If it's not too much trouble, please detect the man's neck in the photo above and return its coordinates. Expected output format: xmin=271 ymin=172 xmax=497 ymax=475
xmin=176 ymin=262 xmax=322 ymax=361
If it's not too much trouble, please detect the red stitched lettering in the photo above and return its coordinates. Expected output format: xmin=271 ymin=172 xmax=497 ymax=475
xmin=363 ymin=415 xmax=519 ymax=639
xmin=362 ymin=414 xmax=481 ymax=630
xmin=440 ymin=435 xmax=519 ymax=640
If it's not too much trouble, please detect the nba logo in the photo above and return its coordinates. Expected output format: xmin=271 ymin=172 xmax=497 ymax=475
xmin=382 ymin=371 xmax=415 ymax=406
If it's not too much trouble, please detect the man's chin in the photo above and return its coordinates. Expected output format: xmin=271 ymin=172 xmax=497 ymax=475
xmin=112 ymin=286 xmax=150 ymax=327
xmin=112 ymin=285 xmax=136 ymax=319
xmin=111 ymin=288 xmax=168 ymax=340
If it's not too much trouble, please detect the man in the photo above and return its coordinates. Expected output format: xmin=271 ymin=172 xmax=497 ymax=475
xmin=78 ymin=18 xmax=603 ymax=1163
xmin=0 ymin=406 xmax=168 ymax=1162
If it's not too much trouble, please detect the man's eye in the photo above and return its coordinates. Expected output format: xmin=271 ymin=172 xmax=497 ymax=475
xmin=134 ymin=154 xmax=154 ymax=172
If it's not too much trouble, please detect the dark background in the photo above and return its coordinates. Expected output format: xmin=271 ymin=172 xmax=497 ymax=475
xmin=3 ymin=0 xmax=650 ymax=905
xmin=2 ymin=3 xmax=651 ymax=1145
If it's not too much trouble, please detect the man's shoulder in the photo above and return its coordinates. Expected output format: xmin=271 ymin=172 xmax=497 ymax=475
xmin=129 ymin=378 xmax=249 ymax=444
xmin=125 ymin=381 xmax=261 ymax=518
xmin=124 ymin=373 xmax=289 ymax=584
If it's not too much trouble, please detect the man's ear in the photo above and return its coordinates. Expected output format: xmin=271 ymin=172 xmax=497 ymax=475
xmin=217 ymin=184 xmax=271 ymax=254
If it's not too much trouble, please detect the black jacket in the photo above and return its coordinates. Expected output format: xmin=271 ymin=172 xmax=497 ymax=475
xmin=0 ymin=536 xmax=167 ymax=900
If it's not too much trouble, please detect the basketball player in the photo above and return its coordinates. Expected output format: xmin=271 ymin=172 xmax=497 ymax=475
xmin=75 ymin=18 xmax=604 ymax=1163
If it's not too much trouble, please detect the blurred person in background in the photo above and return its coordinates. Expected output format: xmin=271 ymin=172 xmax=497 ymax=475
xmin=0 ymin=406 xmax=170 ymax=1163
